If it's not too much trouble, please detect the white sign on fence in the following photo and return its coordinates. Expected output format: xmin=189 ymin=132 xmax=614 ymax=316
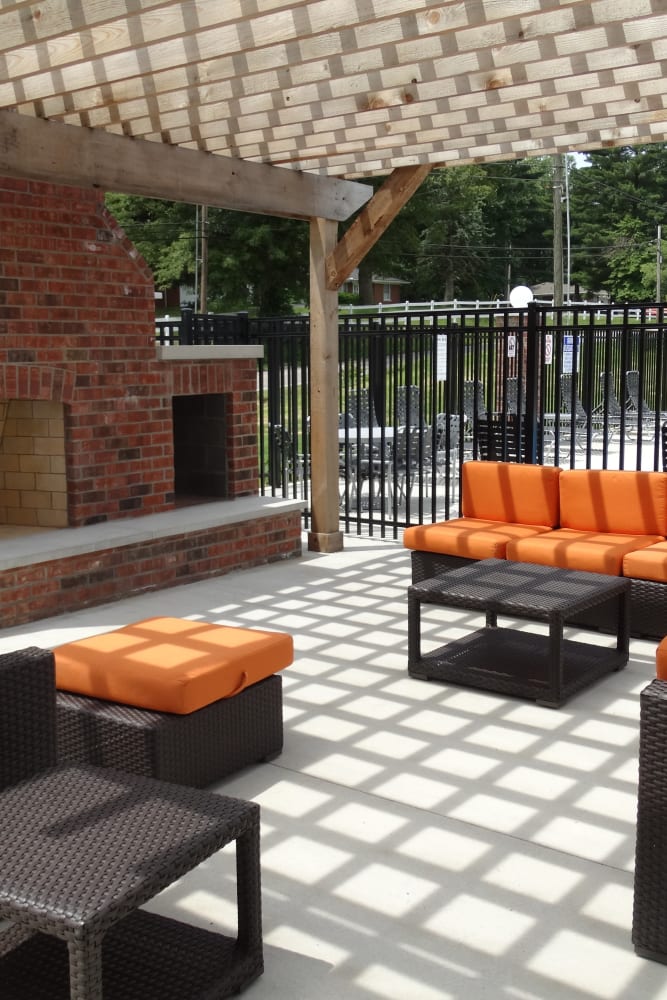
xmin=563 ymin=334 xmax=575 ymax=373
xmin=545 ymin=334 xmax=553 ymax=365
xmin=507 ymin=334 xmax=516 ymax=359
xmin=437 ymin=334 xmax=447 ymax=380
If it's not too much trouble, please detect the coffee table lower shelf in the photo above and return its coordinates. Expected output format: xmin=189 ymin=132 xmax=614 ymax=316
xmin=0 ymin=908 xmax=263 ymax=1000
xmin=409 ymin=626 xmax=626 ymax=708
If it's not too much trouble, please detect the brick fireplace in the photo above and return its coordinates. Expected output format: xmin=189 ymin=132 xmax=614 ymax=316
xmin=0 ymin=176 xmax=303 ymax=626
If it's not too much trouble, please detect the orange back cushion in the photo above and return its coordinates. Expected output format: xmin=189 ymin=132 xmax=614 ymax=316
xmin=559 ymin=470 xmax=667 ymax=535
xmin=461 ymin=461 xmax=561 ymax=527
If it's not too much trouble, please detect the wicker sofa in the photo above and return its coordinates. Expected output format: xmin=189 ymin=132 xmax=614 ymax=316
xmin=404 ymin=461 xmax=667 ymax=640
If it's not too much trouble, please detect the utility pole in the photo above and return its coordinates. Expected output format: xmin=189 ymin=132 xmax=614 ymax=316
xmin=552 ymin=154 xmax=564 ymax=307
xmin=564 ymin=154 xmax=571 ymax=304
xmin=193 ymin=205 xmax=199 ymax=311
xmin=199 ymin=204 xmax=208 ymax=313
xmin=657 ymin=224 xmax=662 ymax=301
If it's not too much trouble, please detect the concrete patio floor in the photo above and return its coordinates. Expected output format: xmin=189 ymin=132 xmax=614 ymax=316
xmin=1 ymin=533 xmax=666 ymax=1000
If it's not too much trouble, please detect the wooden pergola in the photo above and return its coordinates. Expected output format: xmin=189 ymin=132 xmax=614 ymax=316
xmin=2 ymin=0 xmax=667 ymax=551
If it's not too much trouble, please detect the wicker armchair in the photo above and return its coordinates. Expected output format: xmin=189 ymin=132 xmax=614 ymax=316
xmin=633 ymin=678 xmax=667 ymax=963
xmin=0 ymin=647 xmax=263 ymax=999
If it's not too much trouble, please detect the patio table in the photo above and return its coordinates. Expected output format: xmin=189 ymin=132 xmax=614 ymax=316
xmin=0 ymin=764 xmax=262 ymax=999
xmin=408 ymin=558 xmax=630 ymax=707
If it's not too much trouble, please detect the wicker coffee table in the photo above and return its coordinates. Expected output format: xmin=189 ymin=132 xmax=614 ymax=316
xmin=408 ymin=558 xmax=630 ymax=707
xmin=0 ymin=764 xmax=262 ymax=999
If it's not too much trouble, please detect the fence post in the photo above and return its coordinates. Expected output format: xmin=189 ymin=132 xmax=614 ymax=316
xmin=524 ymin=301 xmax=539 ymax=463
xmin=267 ymin=336 xmax=282 ymax=487
xmin=236 ymin=311 xmax=250 ymax=342
xmin=180 ymin=307 xmax=193 ymax=345
xmin=370 ymin=322 xmax=387 ymax=424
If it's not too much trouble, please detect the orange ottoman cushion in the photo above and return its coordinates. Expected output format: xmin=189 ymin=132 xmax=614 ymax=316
xmin=54 ymin=616 xmax=294 ymax=715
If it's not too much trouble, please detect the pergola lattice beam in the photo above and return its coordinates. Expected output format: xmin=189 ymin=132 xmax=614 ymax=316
xmin=0 ymin=110 xmax=371 ymax=222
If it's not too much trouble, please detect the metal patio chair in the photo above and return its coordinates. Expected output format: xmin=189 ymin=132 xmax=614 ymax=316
xmin=554 ymin=373 xmax=588 ymax=450
xmin=463 ymin=379 xmax=487 ymax=456
xmin=269 ymin=423 xmax=307 ymax=486
xmin=433 ymin=412 xmax=461 ymax=492
xmin=395 ymin=384 xmax=421 ymax=427
xmin=591 ymin=371 xmax=637 ymax=441
xmin=346 ymin=387 xmax=380 ymax=428
xmin=626 ymin=370 xmax=665 ymax=433
xmin=504 ymin=376 xmax=525 ymax=416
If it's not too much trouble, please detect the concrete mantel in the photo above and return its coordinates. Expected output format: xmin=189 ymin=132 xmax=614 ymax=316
xmin=157 ymin=345 xmax=264 ymax=361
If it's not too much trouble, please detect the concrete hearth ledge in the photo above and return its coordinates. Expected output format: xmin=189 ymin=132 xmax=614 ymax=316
xmin=157 ymin=345 xmax=263 ymax=361
xmin=0 ymin=497 xmax=304 ymax=571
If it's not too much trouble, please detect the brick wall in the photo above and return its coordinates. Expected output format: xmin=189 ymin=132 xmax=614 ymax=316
xmin=0 ymin=510 xmax=302 ymax=628
xmin=0 ymin=176 xmax=301 ymax=623
xmin=0 ymin=177 xmax=259 ymax=527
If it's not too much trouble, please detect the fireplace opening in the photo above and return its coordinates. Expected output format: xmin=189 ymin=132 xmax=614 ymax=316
xmin=0 ymin=399 xmax=68 ymax=533
xmin=172 ymin=393 xmax=228 ymax=503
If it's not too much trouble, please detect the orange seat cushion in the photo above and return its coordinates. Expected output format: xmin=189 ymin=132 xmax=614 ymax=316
xmin=403 ymin=518 xmax=553 ymax=560
xmin=54 ymin=617 xmax=293 ymax=714
xmin=559 ymin=469 xmax=667 ymax=535
xmin=657 ymin=636 xmax=667 ymax=680
xmin=623 ymin=541 xmax=667 ymax=583
xmin=461 ymin=461 xmax=561 ymax=526
xmin=507 ymin=529 xmax=662 ymax=575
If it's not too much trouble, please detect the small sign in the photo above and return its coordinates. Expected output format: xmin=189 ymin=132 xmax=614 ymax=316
xmin=507 ymin=334 xmax=516 ymax=359
xmin=544 ymin=334 xmax=553 ymax=365
xmin=436 ymin=334 xmax=447 ymax=380
xmin=563 ymin=334 xmax=574 ymax=373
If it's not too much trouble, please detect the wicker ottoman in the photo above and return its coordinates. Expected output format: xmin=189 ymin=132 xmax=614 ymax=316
xmin=54 ymin=617 xmax=292 ymax=787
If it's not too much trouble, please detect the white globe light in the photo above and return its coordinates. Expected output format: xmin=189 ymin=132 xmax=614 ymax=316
xmin=509 ymin=285 xmax=534 ymax=308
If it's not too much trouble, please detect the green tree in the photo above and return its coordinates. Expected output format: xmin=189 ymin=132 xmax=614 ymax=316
xmin=403 ymin=166 xmax=495 ymax=300
xmin=569 ymin=145 xmax=667 ymax=299
xmin=105 ymin=193 xmax=309 ymax=314
xmin=206 ymin=211 xmax=308 ymax=314
xmin=105 ymin=194 xmax=196 ymax=291
xmin=607 ymin=217 xmax=664 ymax=300
xmin=478 ymin=157 xmax=553 ymax=295
xmin=342 ymin=160 xmax=553 ymax=304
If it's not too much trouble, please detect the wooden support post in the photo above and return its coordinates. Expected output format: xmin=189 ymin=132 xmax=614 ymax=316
xmin=308 ymin=217 xmax=343 ymax=553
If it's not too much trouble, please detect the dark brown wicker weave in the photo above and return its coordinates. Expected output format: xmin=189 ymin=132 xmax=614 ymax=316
xmin=633 ymin=678 xmax=667 ymax=963
xmin=408 ymin=558 xmax=629 ymax=707
xmin=0 ymin=647 xmax=263 ymax=999
xmin=410 ymin=548 xmax=666 ymax=641
xmin=56 ymin=673 xmax=283 ymax=787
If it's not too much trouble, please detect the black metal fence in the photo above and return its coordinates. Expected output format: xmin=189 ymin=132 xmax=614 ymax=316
xmin=156 ymin=303 xmax=667 ymax=538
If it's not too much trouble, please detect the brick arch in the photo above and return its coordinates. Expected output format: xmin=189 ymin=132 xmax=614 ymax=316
xmin=0 ymin=365 xmax=76 ymax=404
